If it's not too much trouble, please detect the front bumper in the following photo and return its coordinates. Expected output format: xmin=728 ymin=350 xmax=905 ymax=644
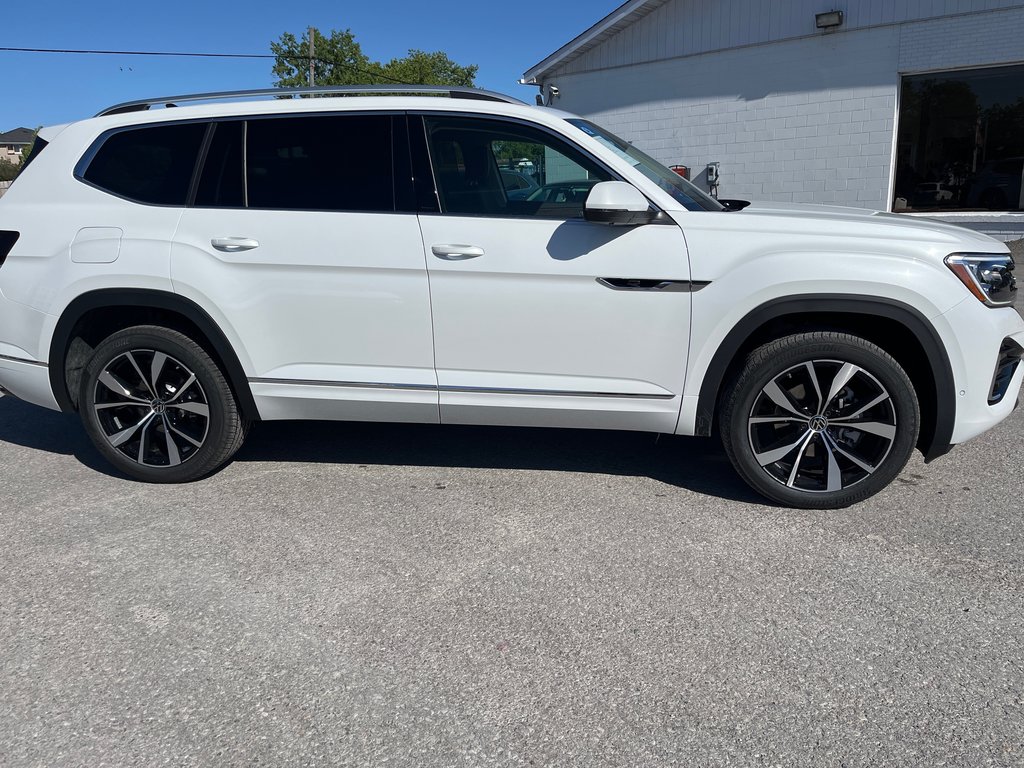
xmin=938 ymin=299 xmax=1024 ymax=445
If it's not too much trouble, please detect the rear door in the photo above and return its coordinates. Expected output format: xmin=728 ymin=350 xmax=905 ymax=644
xmin=414 ymin=113 xmax=693 ymax=433
xmin=171 ymin=113 xmax=437 ymax=423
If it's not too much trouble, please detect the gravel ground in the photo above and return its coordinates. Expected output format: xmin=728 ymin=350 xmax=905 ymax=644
xmin=1008 ymin=238 xmax=1024 ymax=261
xmin=1 ymin=373 xmax=1022 ymax=766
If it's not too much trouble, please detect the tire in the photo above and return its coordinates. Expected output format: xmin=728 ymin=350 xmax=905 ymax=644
xmin=79 ymin=325 xmax=249 ymax=483
xmin=720 ymin=332 xmax=919 ymax=509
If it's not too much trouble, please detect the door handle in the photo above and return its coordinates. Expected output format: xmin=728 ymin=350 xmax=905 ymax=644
xmin=431 ymin=244 xmax=484 ymax=260
xmin=211 ymin=237 xmax=260 ymax=253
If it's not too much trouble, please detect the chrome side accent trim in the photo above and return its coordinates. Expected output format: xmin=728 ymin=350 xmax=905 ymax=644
xmin=250 ymin=377 xmax=436 ymax=391
xmin=248 ymin=377 xmax=676 ymax=400
xmin=597 ymin=278 xmax=711 ymax=292
xmin=442 ymin=384 xmax=675 ymax=400
xmin=0 ymin=353 xmax=47 ymax=368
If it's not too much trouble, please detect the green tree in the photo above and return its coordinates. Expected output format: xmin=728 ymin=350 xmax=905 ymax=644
xmin=271 ymin=28 xmax=372 ymax=88
xmin=270 ymin=28 xmax=477 ymax=88
xmin=376 ymin=49 xmax=477 ymax=87
xmin=0 ymin=160 xmax=18 ymax=182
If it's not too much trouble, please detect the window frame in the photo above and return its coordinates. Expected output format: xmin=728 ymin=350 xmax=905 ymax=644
xmin=238 ymin=110 xmax=403 ymax=215
xmin=411 ymin=111 xmax=649 ymax=221
xmin=75 ymin=110 xmax=417 ymax=214
xmin=74 ymin=118 xmax=210 ymax=208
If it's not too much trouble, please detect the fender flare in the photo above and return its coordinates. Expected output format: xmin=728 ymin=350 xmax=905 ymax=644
xmin=694 ymin=294 xmax=955 ymax=461
xmin=48 ymin=288 xmax=260 ymax=421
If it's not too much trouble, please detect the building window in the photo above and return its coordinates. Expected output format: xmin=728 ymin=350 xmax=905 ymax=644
xmin=894 ymin=64 xmax=1024 ymax=213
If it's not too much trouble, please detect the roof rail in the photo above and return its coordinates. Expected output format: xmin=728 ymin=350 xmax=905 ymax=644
xmin=96 ymin=85 xmax=526 ymax=116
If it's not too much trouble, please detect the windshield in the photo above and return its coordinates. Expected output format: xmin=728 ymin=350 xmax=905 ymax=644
xmin=567 ymin=119 xmax=723 ymax=212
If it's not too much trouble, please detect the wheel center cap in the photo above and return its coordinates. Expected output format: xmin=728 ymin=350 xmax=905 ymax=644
xmin=808 ymin=415 xmax=828 ymax=432
xmin=152 ymin=399 xmax=167 ymax=415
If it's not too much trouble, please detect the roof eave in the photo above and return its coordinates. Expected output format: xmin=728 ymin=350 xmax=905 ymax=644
xmin=521 ymin=0 xmax=660 ymax=83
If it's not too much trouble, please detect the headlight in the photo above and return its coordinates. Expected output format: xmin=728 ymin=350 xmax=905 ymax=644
xmin=944 ymin=253 xmax=1017 ymax=307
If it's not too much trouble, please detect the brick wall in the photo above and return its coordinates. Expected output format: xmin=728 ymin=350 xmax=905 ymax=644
xmin=899 ymin=5 xmax=1024 ymax=73
xmin=550 ymin=26 xmax=900 ymax=208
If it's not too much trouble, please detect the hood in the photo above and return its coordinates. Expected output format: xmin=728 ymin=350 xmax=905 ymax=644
xmin=739 ymin=200 xmax=1008 ymax=252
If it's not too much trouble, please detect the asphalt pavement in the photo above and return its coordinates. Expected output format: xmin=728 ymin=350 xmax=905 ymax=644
xmin=1 ymin=373 xmax=1022 ymax=767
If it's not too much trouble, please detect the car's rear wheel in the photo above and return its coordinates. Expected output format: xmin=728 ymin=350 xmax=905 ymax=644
xmin=79 ymin=325 xmax=248 ymax=482
xmin=720 ymin=332 xmax=920 ymax=509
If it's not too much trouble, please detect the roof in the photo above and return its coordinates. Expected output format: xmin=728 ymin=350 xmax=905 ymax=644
xmin=521 ymin=0 xmax=669 ymax=83
xmin=0 ymin=127 xmax=34 ymax=145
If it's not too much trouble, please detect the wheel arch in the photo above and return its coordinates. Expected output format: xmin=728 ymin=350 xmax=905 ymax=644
xmin=694 ymin=295 xmax=955 ymax=462
xmin=48 ymin=288 xmax=260 ymax=421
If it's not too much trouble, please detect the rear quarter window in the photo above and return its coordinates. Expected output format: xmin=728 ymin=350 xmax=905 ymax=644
xmin=79 ymin=123 xmax=207 ymax=205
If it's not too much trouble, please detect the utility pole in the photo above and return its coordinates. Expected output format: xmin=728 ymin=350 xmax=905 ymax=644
xmin=308 ymin=26 xmax=315 ymax=87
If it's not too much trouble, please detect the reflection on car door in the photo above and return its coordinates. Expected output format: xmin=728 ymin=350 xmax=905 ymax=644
xmin=414 ymin=114 xmax=692 ymax=433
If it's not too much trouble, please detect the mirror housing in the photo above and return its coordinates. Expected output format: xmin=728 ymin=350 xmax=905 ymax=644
xmin=584 ymin=181 xmax=656 ymax=226
xmin=719 ymin=198 xmax=751 ymax=211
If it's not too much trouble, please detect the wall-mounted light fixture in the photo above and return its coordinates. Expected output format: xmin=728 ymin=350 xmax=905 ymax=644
xmin=815 ymin=10 xmax=844 ymax=29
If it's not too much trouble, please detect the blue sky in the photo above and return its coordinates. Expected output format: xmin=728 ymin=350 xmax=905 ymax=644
xmin=1 ymin=0 xmax=623 ymax=130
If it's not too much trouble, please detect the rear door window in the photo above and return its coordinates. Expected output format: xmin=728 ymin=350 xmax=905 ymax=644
xmin=80 ymin=123 xmax=206 ymax=205
xmin=195 ymin=121 xmax=244 ymax=208
xmin=245 ymin=114 xmax=394 ymax=212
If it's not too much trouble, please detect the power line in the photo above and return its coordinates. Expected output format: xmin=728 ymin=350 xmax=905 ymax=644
xmin=1 ymin=46 xmax=277 ymax=59
xmin=0 ymin=46 xmax=413 ymax=85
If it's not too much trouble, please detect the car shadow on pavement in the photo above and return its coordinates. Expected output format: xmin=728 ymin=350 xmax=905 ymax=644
xmin=0 ymin=397 xmax=764 ymax=504
xmin=0 ymin=397 xmax=117 ymax=475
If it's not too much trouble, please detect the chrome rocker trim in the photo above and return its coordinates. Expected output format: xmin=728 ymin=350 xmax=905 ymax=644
xmin=249 ymin=377 xmax=676 ymax=400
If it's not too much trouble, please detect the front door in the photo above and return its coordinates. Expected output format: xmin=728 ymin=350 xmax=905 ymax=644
xmin=415 ymin=114 xmax=692 ymax=433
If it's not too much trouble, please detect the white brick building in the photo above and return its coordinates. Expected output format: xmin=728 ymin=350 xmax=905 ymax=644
xmin=521 ymin=0 xmax=1024 ymax=238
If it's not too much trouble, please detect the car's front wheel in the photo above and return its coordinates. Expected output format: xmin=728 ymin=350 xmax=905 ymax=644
xmin=79 ymin=325 xmax=248 ymax=483
xmin=720 ymin=332 xmax=920 ymax=509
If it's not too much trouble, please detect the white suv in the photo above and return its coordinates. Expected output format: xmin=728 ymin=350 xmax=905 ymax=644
xmin=0 ymin=86 xmax=1020 ymax=508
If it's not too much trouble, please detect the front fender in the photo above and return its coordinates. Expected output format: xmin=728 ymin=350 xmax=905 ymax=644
xmin=679 ymin=292 xmax=956 ymax=462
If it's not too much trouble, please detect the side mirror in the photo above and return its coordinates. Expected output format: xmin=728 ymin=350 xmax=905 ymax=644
xmin=584 ymin=181 xmax=656 ymax=226
xmin=719 ymin=198 xmax=751 ymax=211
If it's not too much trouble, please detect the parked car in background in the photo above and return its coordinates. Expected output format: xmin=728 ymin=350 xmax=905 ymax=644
xmin=527 ymin=179 xmax=599 ymax=204
xmin=0 ymin=85 xmax=1020 ymax=508
xmin=500 ymin=169 xmax=539 ymax=200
